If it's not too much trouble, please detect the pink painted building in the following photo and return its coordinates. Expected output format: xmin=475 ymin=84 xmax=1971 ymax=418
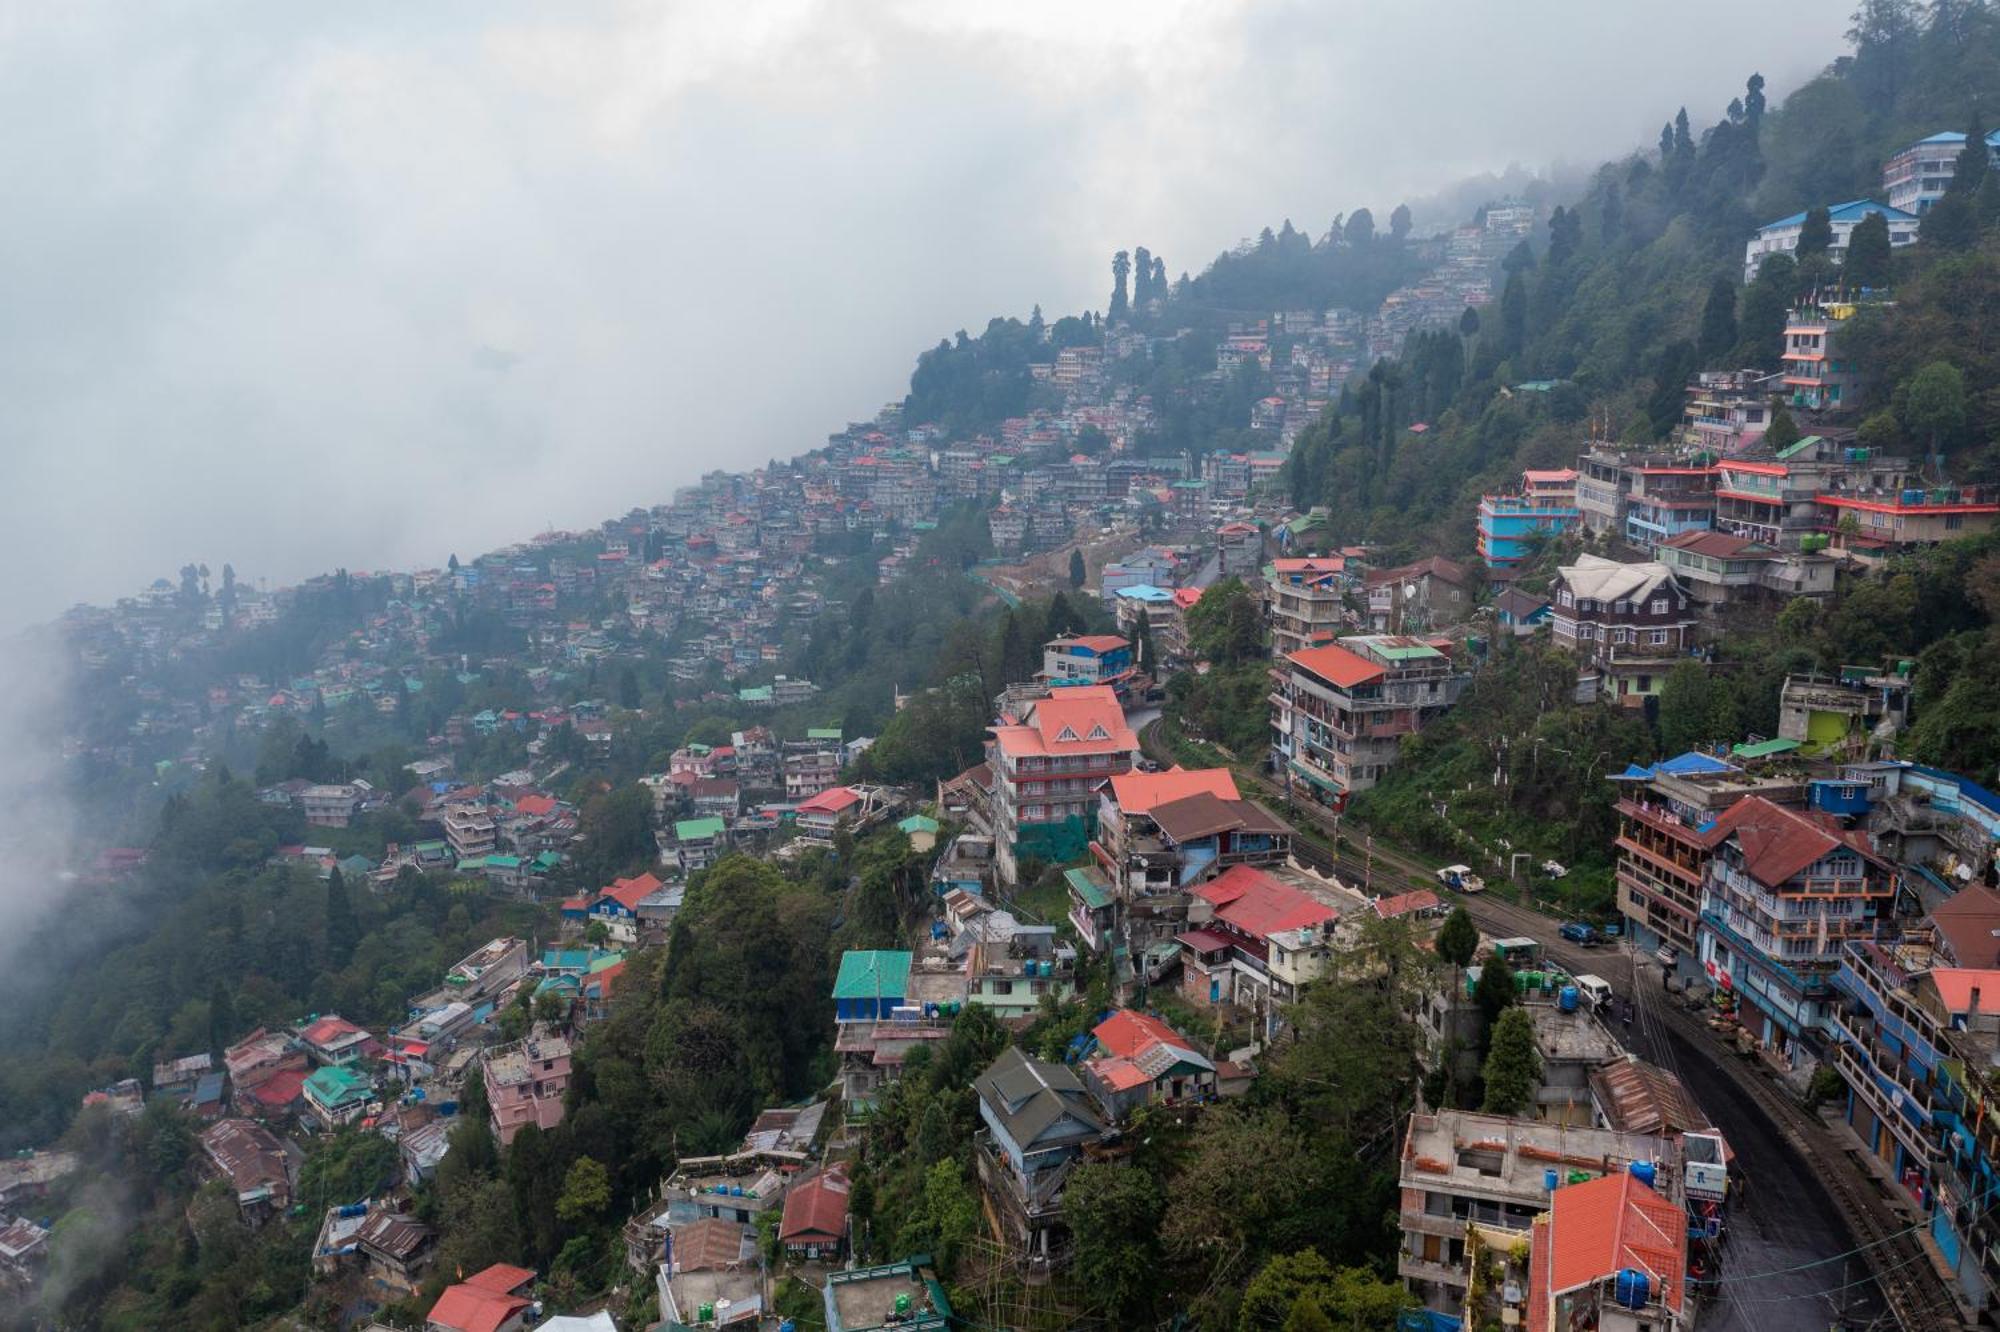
xmin=483 ymin=1034 xmax=572 ymax=1147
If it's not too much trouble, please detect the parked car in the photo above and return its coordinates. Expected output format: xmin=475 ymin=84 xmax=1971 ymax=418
xmin=1541 ymin=860 xmax=1569 ymax=878
xmin=1558 ymin=921 xmax=1600 ymax=946
xmin=1600 ymin=921 xmax=1624 ymax=938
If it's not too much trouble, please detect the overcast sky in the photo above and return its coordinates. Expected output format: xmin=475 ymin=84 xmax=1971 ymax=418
xmin=0 ymin=1 xmax=1852 ymax=630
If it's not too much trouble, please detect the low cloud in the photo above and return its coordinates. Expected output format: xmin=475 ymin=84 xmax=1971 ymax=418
xmin=0 ymin=2 xmax=1848 ymax=629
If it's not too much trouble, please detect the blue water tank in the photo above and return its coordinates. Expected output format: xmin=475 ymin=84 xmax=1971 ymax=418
xmin=1544 ymin=1168 xmax=1559 ymax=1193
xmin=1559 ymin=986 xmax=1580 ymax=1013
xmin=1615 ymin=1268 xmax=1651 ymax=1310
xmin=1629 ymin=1160 xmax=1658 ymax=1188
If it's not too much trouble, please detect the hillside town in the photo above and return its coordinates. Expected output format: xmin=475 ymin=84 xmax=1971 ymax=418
xmin=17 ymin=20 xmax=2000 ymax=1332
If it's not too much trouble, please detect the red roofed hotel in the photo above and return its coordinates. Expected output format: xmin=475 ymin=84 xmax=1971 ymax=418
xmin=1697 ymin=796 xmax=1895 ymax=1061
xmin=987 ymin=685 xmax=1140 ymax=884
xmin=1270 ymin=636 xmax=1466 ymax=811
xmin=1179 ymin=865 xmax=1339 ymax=1006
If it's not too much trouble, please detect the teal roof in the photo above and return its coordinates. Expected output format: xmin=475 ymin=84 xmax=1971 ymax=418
xmin=897 ymin=814 xmax=940 ymax=836
xmin=676 ymin=816 xmax=726 ymax=840
xmin=1064 ymin=866 xmax=1112 ymax=910
xmin=833 ymin=950 xmax=912 ymax=1000
xmin=738 ymin=686 xmax=774 ymax=703
xmin=807 ymin=728 xmax=843 ymax=741
xmin=484 ymin=854 xmax=522 ymax=869
xmin=304 ymin=1065 xmax=371 ymax=1104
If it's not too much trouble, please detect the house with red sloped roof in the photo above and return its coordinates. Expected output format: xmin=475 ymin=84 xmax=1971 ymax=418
xmin=778 ymin=1162 xmax=850 ymax=1260
xmin=1180 ymin=866 xmax=1340 ymax=1006
xmin=589 ymin=871 xmax=663 ymax=943
xmin=1082 ymin=1009 xmax=1217 ymax=1118
xmin=425 ymin=1262 xmax=536 ymax=1332
xmin=1092 ymin=766 xmax=1292 ymax=905
xmin=1697 ymin=795 xmax=1895 ymax=1060
xmin=1523 ymin=1172 xmax=1688 ymax=1332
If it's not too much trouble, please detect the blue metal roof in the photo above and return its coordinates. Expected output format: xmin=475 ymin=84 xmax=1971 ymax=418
xmin=1609 ymin=751 xmax=1738 ymax=782
xmin=1906 ymin=762 xmax=2000 ymax=819
xmin=1757 ymin=198 xmax=1918 ymax=232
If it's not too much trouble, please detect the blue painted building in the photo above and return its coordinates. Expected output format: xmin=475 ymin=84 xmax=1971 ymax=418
xmin=1476 ymin=470 xmax=1581 ymax=568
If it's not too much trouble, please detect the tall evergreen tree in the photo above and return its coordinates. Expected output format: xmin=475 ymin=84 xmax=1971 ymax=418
xmin=1389 ymin=202 xmax=1412 ymax=240
xmin=1343 ymin=208 xmax=1375 ymax=247
xmin=1951 ymin=108 xmax=1989 ymax=195
xmin=1499 ymin=270 xmax=1528 ymax=358
xmin=1108 ymin=250 xmax=1131 ymax=324
xmin=1843 ymin=211 xmax=1893 ymax=288
xmin=1132 ymin=246 xmax=1154 ymax=308
xmin=1481 ymin=1008 xmax=1542 ymax=1115
xmin=1698 ymin=278 xmax=1738 ymax=360
xmin=1067 ymin=548 xmax=1086 ymax=589
xmin=324 ymin=867 xmax=358 ymax=969
xmin=1794 ymin=206 xmax=1833 ymax=258
xmin=1743 ymin=72 xmax=1766 ymax=131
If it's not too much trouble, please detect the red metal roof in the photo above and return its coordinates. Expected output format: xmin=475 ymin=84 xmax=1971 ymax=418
xmin=426 ymin=1284 xmax=531 ymax=1332
xmin=779 ymin=1163 xmax=850 ymax=1244
xmin=1711 ymin=796 xmax=1877 ymax=888
xmin=1106 ymin=766 xmax=1240 ymax=814
xmin=1541 ymin=1172 xmax=1686 ymax=1313
xmin=1091 ymin=1008 xmax=1189 ymax=1059
xmin=1195 ymin=865 xmax=1337 ymax=939
xmin=599 ymin=872 xmax=664 ymax=911
xmin=1286 ymin=642 xmax=1384 ymax=690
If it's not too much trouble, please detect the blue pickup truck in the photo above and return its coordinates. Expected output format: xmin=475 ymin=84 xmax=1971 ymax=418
xmin=1558 ymin=921 xmax=1600 ymax=947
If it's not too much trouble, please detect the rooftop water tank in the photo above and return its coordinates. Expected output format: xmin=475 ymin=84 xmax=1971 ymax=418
xmin=1615 ymin=1268 xmax=1651 ymax=1311
xmin=1629 ymin=1160 xmax=1658 ymax=1188
xmin=1559 ymin=986 xmax=1580 ymax=1013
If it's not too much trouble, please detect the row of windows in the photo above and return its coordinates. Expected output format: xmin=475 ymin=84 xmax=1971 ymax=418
xmin=1556 ymin=590 xmax=1673 ymax=614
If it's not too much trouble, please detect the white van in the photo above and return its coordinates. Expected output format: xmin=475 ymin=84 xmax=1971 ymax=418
xmin=1572 ymin=974 xmax=1614 ymax=1012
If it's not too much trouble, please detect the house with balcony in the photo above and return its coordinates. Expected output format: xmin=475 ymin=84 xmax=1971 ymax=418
xmin=1090 ymin=766 xmax=1292 ymax=911
xmin=1040 ymin=635 xmax=1135 ymax=694
xmin=484 ymin=1033 xmax=572 ymax=1147
xmin=1477 ymin=471 xmax=1582 ymax=569
xmin=1396 ymin=1108 xmax=1678 ymax=1316
xmin=1621 ymin=463 xmax=1717 ymax=550
xmin=1111 ymin=584 xmax=1193 ymax=665
xmin=1744 ymin=199 xmax=1917 ymax=282
xmin=1179 ymin=864 xmax=1341 ymax=1007
xmin=1654 ymin=529 xmax=1836 ymax=609
xmin=1680 ymin=369 xmax=1779 ymax=455
xmin=302 ymin=1065 xmax=373 ymax=1130
xmin=1782 ymin=299 xmax=1877 ymax=412
xmin=986 ymin=685 xmax=1139 ymax=884
xmin=673 ymin=817 xmax=727 ymax=874
xmin=1697 ymin=796 xmax=1898 ymax=1061
xmin=1924 ymin=902 xmax=2000 ymax=1316
xmin=1883 ymin=129 xmax=2000 ymax=215
xmin=1081 ymin=1009 xmax=1216 ymax=1120
xmin=1817 ymin=482 xmax=2000 ymax=554
xmin=1265 ymin=556 xmax=1355 ymax=656
xmin=1609 ymin=751 xmax=1807 ymax=973
xmin=1828 ymin=936 xmax=1956 ymax=1219
xmin=1270 ymin=636 xmax=1467 ymax=810
xmin=956 ymin=915 xmax=1077 ymax=1018
xmin=1826 ymin=761 xmax=2000 ymax=898
xmin=783 ymin=730 xmax=844 ymax=801
xmin=1548 ymin=556 xmax=1698 ymax=707
xmin=1361 ymin=556 xmax=1473 ymax=633
xmin=971 ymin=1046 xmax=1110 ymax=1275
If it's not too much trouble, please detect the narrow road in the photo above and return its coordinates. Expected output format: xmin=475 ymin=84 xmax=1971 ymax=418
xmin=1138 ymin=719 xmax=1963 ymax=1329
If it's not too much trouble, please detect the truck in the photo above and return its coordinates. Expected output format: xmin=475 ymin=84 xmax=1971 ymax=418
xmin=1436 ymin=864 xmax=1485 ymax=893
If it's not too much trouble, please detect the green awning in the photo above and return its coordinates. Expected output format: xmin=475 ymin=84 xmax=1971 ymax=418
xmin=1731 ymin=737 xmax=1801 ymax=759
xmin=1064 ymin=866 xmax=1113 ymax=909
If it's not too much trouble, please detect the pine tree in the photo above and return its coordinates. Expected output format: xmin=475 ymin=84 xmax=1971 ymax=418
xmin=1698 ymin=278 xmax=1738 ymax=360
xmin=1481 ymin=1007 xmax=1543 ymax=1115
xmin=1764 ymin=401 xmax=1802 ymax=452
xmin=1794 ymin=206 xmax=1833 ymax=258
xmin=1132 ymin=246 xmax=1153 ymax=308
xmin=324 ymin=867 xmax=358 ymax=969
xmin=1474 ymin=953 xmax=1516 ymax=1022
xmin=1108 ymin=250 xmax=1131 ymax=324
xmin=1390 ymin=203 xmax=1412 ymax=241
xmin=1068 ymin=549 xmax=1086 ymax=589
xmin=1843 ymin=211 xmax=1894 ymax=289
xmin=1435 ymin=908 xmax=1479 ymax=968
xmin=1951 ymin=108 xmax=1989 ymax=195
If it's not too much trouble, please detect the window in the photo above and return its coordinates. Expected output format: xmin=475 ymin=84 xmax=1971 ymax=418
xmin=1558 ymin=590 xmax=1574 ymax=607
xmin=1649 ymin=629 xmax=1670 ymax=645
xmin=1650 ymin=597 xmax=1668 ymax=613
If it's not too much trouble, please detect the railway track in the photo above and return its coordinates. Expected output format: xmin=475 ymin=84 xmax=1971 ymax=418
xmin=1140 ymin=721 xmax=1968 ymax=1328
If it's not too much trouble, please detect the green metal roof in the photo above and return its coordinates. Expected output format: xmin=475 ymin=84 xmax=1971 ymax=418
xmin=807 ymin=727 xmax=843 ymax=741
xmin=1776 ymin=435 xmax=1821 ymax=459
xmin=1732 ymin=737 xmax=1802 ymax=759
xmin=676 ymin=816 xmax=726 ymax=840
xmin=833 ymin=949 xmax=912 ymax=1000
xmin=1064 ymin=866 xmax=1112 ymax=909
xmin=897 ymin=814 xmax=940 ymax=836
xmin=1368 ymin=641 xmax=1444 ymax=660
xmin=304 ymin=1065 xmax=371 ymax=1102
